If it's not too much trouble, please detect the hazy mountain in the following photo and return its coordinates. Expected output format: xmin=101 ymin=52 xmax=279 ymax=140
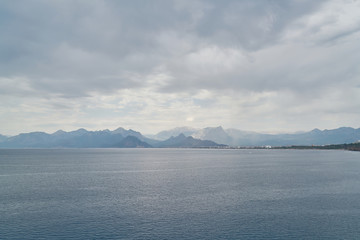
xmin=1 ymin=132 xmax=54 ymax=148
xmin=228 ymin=127 xmax=360 ymax=146
xmin=224 ymin=127 xmax=360 ymax=146
xmin=112 ymin=127 xmax=159 ymax=145
xmin=151 ymin=127 xmax=198 ymax=140
xmin=280 ymin=127 xmax=360 ymax=146
xmin=156 ymin=134 xmax=226 ymax=148
xmin=0 ymin=129 xmax=223 ymax=148
xmin=54 ymin=131 xmax=124 ymax=148
xmin=151 ymin=126 xmax=270 ymax=146
xmin=0 ymin=128 xmax=151 ymax=148
xmin=0 ymin=129 xmax=124 ymax=148
xmin=113 ymin=136 xmax=152 ymax=148
xmin=192 ymin=126 xmax=232 ymax=145
xmin=112 ymin=127 xmax=141 ymax=138
xmin=154 ymin=126 xmax=360 ymax=147
xmin=1 ymin=126 xmax=359 ymax=148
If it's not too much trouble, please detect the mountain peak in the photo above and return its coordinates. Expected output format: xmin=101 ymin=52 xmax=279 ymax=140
xmin=311 ymin=128 xmax=321 ymax=133
xmin=128 ymin=129 xmax=140 ymax=134
xmin=192 ymin=126 xmax=230 ymax=144
xmin=156 ymin=133 xmax=224 ymax=148
xmin=73 ymin=128 xmax=88 ymax=134
xmin=75 ymin=128 xmax=87 ymax=132
xmin=203 ymin=126 xmax=224 ymax=131
xmin=112 ymin=127 xmax=126 ymax=134
xmin=53 ymin=130 xmax=66 ymax=135
xmin=153 ymin=127 xmax=198 ymax=140
xmin=177 ymin=133 xmax=186 ymax=138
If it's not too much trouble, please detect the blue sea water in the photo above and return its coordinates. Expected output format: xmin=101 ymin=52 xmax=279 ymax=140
xmin=1 ymin=148 xmax=360 ymax=239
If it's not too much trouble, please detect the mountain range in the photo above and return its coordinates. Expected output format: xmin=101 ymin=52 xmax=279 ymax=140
xmin=0 ymin=127 xmax=223 ymax=148
xmin=154 ymin=133 xmax=226 ymax=148
xmin=0 ymin=126 xmax=359 ymax=148
xmin=151 ymin=126 xmax=360 ymax=147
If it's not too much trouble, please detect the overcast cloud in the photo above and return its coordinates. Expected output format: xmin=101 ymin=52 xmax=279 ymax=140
xmin=1 ymin=0 xmax=360 ymax=135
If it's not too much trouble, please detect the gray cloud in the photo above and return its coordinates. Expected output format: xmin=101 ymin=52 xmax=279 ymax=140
xmin=0 ymin=0 xmax=331 ymax=96
xmin=190 ymin=0 xmax=326 ymax=49
xmin=1 ymin=0 xmax=360 ymax=134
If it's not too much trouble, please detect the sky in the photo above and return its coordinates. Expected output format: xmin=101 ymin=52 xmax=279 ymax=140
xmin=1 ymin=0 xmax=360 ymax=136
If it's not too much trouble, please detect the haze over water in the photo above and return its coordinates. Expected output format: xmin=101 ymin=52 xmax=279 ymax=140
xmin=1 ymin=149 xmax=360 ymax=239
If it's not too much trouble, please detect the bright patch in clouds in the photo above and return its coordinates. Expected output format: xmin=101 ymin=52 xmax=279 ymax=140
xmin=186 ymin=117 xmax=194 ymax=122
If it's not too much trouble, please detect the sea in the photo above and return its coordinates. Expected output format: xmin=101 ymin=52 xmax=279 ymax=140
xmin=1 ymin=148 xmax=360 ymax=239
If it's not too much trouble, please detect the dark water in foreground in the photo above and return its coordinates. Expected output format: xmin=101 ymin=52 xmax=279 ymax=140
xmin=1 ymin=149 xmax=360 ymax=239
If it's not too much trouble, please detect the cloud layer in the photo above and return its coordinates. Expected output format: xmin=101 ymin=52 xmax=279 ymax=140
xmin=1 ymin=0 xmax=360 ymax=135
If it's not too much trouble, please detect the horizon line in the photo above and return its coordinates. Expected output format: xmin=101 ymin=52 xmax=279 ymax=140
xmin=2 ymin=125 xmax=359 ymax=137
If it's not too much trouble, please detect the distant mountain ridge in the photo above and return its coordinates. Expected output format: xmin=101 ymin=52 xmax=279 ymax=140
xmin=150 ymin=126 xmax=360 ymax=146
xmin=192 ymin=126 xmax=232 ymax=145
xmin=151 ymin=127 xmax=198 ymax=140
xmin=0 ymin=126 xmax=359 ymax=148
xmin=0 ymin=128 xmax=224 ymax=148
xmin=154 ymin=134 xmax=226 ymax=148
xmin=0 ymin=128 xmax=152 ymax=148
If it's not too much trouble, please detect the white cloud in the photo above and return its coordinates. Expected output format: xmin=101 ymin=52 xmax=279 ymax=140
xmin=284 ymin=0 xmax=360 ymax=44
xmin=0 ymin=0 xmax=359 ymax=135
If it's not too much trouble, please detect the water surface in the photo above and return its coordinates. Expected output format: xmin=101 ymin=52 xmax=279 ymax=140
xmin=1 ymin=149 xmax=360 ymax=239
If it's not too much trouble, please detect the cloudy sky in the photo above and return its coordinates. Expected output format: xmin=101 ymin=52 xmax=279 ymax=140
xmin=1 ymin=0 xmax=360 ymax=135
